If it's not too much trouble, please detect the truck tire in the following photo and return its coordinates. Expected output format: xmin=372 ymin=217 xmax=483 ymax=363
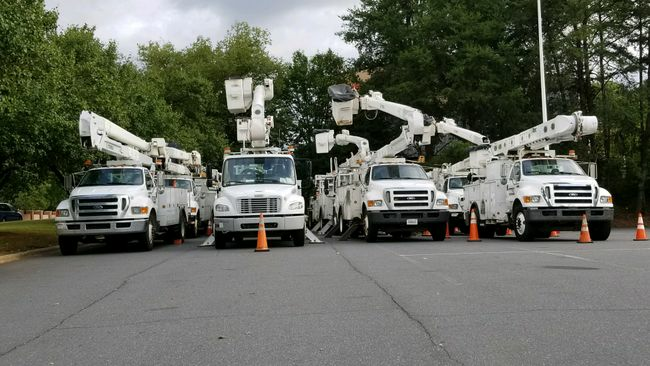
xmin=513 ymin=206 xmax=535 ymax=241
xmin=187 ymin=211 xmax=199 ymax=238
xmin=429 ymin=223 xmax=446 ymax=241
xmin=292 ymin=229 xmax=305 ymax=247
xmin=214 ymin=232 xmax=227 ymax=249
xmin=58 ymin=236 xmax=79 ymax=256
xmin=138 ymin=215 xmax=156 ymax=251
xmin=590 ymin=221 xmax=611 ymax=240
xmin=362 ymin=210 xmax=378 ymax=242
xmin=175 ymin=212 xmax=186 ymax=241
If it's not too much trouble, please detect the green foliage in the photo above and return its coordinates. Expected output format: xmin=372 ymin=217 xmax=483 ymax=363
xmin=13 ymin=177 xmax=66 ymax=210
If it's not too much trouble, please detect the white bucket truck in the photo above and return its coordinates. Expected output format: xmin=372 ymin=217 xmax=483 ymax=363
xmin=462 ymin=112 xmax=614 ymax=241
xmin=316 ymin=85 xmax=451 ymax=241
xmin=55 ymin=111 xmax=202 ymax=255
xmin=212 ymin=78 xmax=305 ymax=248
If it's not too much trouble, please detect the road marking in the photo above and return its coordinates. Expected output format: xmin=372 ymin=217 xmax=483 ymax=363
xmin=399 ymin=250 xmax=529 ymax=257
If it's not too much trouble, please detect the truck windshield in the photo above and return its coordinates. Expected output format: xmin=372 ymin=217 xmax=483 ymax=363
xmin=448 ymin=177 xmax=469 ymax=189
xmin=522 ymin=159 xmax=586 ymax=176
xmin=165 ymin=178 xmax=193 ymax=191
xmin=78 ymin=168 xmax=144 ymax=186
xmin=223 ymin=157 xmax=296 ymax=186
xmin=372 ymin=165 xmax=429 ymax=180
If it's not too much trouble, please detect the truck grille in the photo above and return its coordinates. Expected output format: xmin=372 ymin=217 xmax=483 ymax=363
xmin=551 ymin=184 xmax=593 ymax=205
xmin=75 ymin=197 xmax=120 ymax=217
xmin=390 ymin=190 xmax=430 ymax=208
xmin=238 ymin=198 xmax=280 ymax=214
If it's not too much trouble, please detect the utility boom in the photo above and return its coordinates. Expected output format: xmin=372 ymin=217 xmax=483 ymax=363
xmin=225 ymin=77 xmax=274 ymax=148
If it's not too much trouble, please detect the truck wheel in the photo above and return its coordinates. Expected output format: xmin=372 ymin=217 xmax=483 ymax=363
xmin=58 ymin=236 xmax=79 ymax=255
xmin=187 ymin=212 xmax=199 ymax=238
xmin=362 ymin=211 xmax=378 ymax=242
xmin=214 ymin=232 xmax=227 ymax=249
xmin=138 ymin=215 xmax=156 ymax=251
xmin=429 ymin=223 xmax=446 ymax=241
xmin=513 ymin=206 xmax=534 ymax=241
xmin=590 ymin=221 xmax=611 ymax=240
xmin=292 ymin=229 xmax=305 ymax=247
xmin=176 ymin=213 xmax=186 ymax=241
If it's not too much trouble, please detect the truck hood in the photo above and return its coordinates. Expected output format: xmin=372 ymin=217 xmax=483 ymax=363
xmin=71 ymin=185 xmax=145 ymax=197
xmin=370 ymin=179 xmax=435 ymax=190
xmin=521 ymin=175 xmax=596 ymax=186
xmin=221 ymin=184 xmax=297 ymax=199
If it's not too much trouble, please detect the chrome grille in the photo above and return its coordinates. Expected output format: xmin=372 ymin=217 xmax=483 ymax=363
xmin=238 ymin=198 xmax=280 ymax=214
xmin=390 ymin=190 xmax=430 ymax=208
xmin=551 ymin=184 xmax=593 ymax=205
xmin=75 ymin=197 xmax=119 ymax=217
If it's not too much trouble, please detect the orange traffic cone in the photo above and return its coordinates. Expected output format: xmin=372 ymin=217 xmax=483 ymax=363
xmin=173 ymin=238 xmax=183 ymax=245
xmin=422 ymin=230 xmax=431 ymax=236
xmin=634 ymin=212 xmax=648 ymax=241
xmin=255 ymin=213 xmax=269 ymax=252
xmin=577 ymin=214 xmax=592 ymax=243
xmin=468 ymin=209 xmax=481 ymax=242
xmin=550 ymin=230 xmax=560 ymax=238
xmin=445 ymin=222 xmax=451 ymax=239
xmin=206 ymin=224 xmax=213 ymax=237
xmin=506 ymin=228 xmax=513 ymax=236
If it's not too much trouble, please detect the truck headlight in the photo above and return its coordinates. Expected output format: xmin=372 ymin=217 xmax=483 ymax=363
xmin=215 ymin=204 xmax=230 ymax=212
xmin=131 ymin=207 xmax=148 ymax=214
xmin=600 ymin=196 xmax=613 ymax=203
xmin=436 ymin=199 xmax=448 ymax=206
xmin=449 ymin=204 xmax=459 ymax=210
xmin=56 ymin=209 xmax=70 ymax=217
xmin=289 ymin=201 xmax=304 ymax=210
xmin=367 ymin=200 xmax=383 ymax=207
xmin=523 ymin=195 xmax=541 ymax=203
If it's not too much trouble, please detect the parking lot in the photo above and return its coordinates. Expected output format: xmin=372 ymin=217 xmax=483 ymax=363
xmin=1 ymin=228 xmax=649 ymax=365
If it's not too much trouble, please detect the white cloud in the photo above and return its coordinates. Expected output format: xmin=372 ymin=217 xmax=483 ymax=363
xmin=44 ymin=0 xmax=359 ymax=61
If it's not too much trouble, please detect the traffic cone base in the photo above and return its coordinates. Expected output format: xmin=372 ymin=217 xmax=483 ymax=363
xmin=550 ymin=230 xmax=560 ymax=238
xmin=467 ymin=209 xmax=481 ymax=242
xmin=255 ymin=213 xmax=269 ymax=252
xmin=173 ymin=238 xmax=183 ymax=245
xmin=577 ymin=214 xmax=592 ymax=243
xmin=506 ymin=228 xmax=513 ymax=236
xmin=634 ymin=212 xmax=648 ymax=241
xmin=422 ymin=230 xmax=431 ymax=236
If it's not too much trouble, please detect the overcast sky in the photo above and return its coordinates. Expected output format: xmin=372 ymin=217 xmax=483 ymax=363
xmin=44 ymin=0 xmax=360 ymax=61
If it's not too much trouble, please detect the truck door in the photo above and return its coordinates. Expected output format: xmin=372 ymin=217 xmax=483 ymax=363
xmin=505 ymin=162 xmax=520 ymax=209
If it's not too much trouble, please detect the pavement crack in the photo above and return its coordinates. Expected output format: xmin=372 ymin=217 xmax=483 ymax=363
xmin=0 ymin=255 xmax=176 ymax=358
xmin=331 ymin=244 xmax=464 ymax=366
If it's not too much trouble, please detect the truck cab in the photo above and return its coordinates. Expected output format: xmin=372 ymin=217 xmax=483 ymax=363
xmin=360 ymin=161 xmax=450 ymax=241
xmin=441 ymin=175 xmax=469 ymax=233
xmin=212 ymin=153 xmax=305 ymax=247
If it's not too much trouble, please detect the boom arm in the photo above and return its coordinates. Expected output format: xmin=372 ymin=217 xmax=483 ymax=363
xmin=315 ymin=129 xmax=371 ymax=168
xmin=490 ymin=112 xmax=597 ymax=156
xmin=225 ymin=77 xmax=274 ymax=148
xmin=79 ymin=111 xmax=154 ymax=167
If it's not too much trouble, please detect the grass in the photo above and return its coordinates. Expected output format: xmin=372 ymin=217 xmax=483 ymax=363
xmin=0 ymin=220 xmax=57 ymax=256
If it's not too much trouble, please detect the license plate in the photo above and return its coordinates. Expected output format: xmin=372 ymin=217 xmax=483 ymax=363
xmin=406 ymin=219 xmax=418 ymax=225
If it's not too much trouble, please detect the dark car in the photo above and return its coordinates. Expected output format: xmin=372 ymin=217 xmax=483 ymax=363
xmin=0 ymin=203 xmax=23 ymax=222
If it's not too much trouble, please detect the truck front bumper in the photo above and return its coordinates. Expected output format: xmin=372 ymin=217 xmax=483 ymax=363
xmin=214 ymin=214 xmax=305 ymax=233
xmin=56 ymin=219 xmax=148 ymax=237
xmin=524 ymin=207 xmax=614 ymax=227
xmin=368 ymin=210 xmax=449 ymax=232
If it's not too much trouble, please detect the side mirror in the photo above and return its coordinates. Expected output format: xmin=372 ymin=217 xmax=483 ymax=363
xmin=64 ymin=175 xmax=74 ymax=193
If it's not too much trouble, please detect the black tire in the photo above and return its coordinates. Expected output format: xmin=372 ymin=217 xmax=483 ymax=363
xmin=590 ymin=221 xmax=611 ymax=241
xmin=187 ymin=212 xmax=199 ymax=238
xmin=292 ymin=229 xmax=305 ymax=247
xmin=430 ymin=223 xmax=447 ymax=241
xmin=58 ymin=236 xmax=79 ymax=255
xmin=214 ymin=232 xmax=227 ymax=249
xmin=176 ymin=212 xmax=186 ymax=241
xmin=138 ymin=214 xmax=156 ymax=251
xmin=338 ymin=210 xmax=346 ymax=235
xmin=513 ymin=205 xmax=535 ymax=241
xmin=362 ymin=210 xmax=378 ymax=242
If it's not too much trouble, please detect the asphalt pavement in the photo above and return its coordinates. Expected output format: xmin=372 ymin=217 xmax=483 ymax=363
xmin=1 ymin=229 xmax=649 ymax=365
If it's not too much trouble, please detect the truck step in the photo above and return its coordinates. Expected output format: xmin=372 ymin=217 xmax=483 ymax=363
xmin=338 ymin=222 xmax=361 ymax=241
xmin=310 ymin=221 xmax=322 ymax=232
xmin=319 ymin=221 xmax=334 ymax=236
xmin=198 ymin=235 xmax=215 ymax=247
xmin=305 ymin=229 xmax=323 ymax=243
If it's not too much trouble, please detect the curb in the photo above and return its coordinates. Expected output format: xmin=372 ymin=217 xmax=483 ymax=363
xmin=0 ymin=246 xmax=59 ymax=265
